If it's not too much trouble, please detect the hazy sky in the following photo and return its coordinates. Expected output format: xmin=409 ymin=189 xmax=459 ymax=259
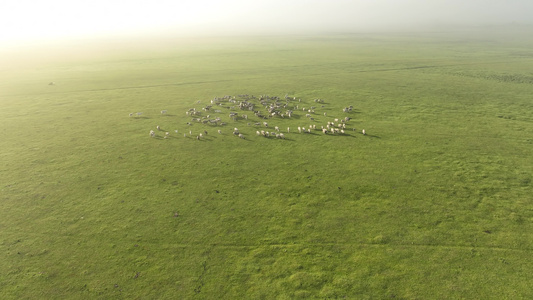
xmin=1 ymin=0 xmax=532 ymax=44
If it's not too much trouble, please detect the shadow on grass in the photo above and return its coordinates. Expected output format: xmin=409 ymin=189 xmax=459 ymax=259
xmin=237 ymin=137 xmax=253 ymax=142
xmin=258 ymin=136 xmax=296 ymax=142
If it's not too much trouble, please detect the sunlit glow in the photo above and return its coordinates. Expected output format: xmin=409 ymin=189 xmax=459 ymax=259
xmin=1 ymin=0 xmax=532 ymax=45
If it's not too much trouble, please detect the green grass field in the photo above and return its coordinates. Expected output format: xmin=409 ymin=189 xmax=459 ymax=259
xmin=1 ymin=29 xmax=532 ymax=299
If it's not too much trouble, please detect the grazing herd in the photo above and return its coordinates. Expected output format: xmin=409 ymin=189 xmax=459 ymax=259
xmin=130 ymin=94 xmax=368 ymax=141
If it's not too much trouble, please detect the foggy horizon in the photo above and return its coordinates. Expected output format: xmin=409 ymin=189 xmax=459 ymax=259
xmin=2 ymin=0 xmax=533 ymax=47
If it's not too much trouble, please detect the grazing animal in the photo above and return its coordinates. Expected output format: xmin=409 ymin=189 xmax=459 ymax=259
xmin=218 ymin=130 xmax=222 ymax=134
xmin=129 ymin=113 xmax=133 ymax=117
xmin=150 ymin=130 xmax=155 ymax=137
xmin=156 ymin=125 xmax=161 ymax=131
xmin=161 ymin=110 xmax=167 ymax=114
xmin=362 ymin=129 xmax=366 ymax=135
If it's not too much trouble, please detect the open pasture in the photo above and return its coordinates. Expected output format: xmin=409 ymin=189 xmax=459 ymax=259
xmin=1 ymin=30 xmax=532 ymax=298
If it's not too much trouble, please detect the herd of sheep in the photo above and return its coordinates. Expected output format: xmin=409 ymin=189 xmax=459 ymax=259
xmin=133 ymin=94 xmax=367 ymax=141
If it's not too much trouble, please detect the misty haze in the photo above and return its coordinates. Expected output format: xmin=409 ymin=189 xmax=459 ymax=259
xmin=1 ymin=0 xmax=532 ymax=299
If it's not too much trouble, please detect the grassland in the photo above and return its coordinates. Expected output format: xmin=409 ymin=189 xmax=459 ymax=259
xmin=1 ymin=29 xmax=532 ymax=299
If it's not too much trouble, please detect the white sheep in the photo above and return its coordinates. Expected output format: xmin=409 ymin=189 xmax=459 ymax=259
xmin=362 ymin=129 xmax=366 ymax=135
xmin=218 ymin=130 xmax=222 ymax=134
xmin=150 ymin=130 xmax=155 ymax=137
